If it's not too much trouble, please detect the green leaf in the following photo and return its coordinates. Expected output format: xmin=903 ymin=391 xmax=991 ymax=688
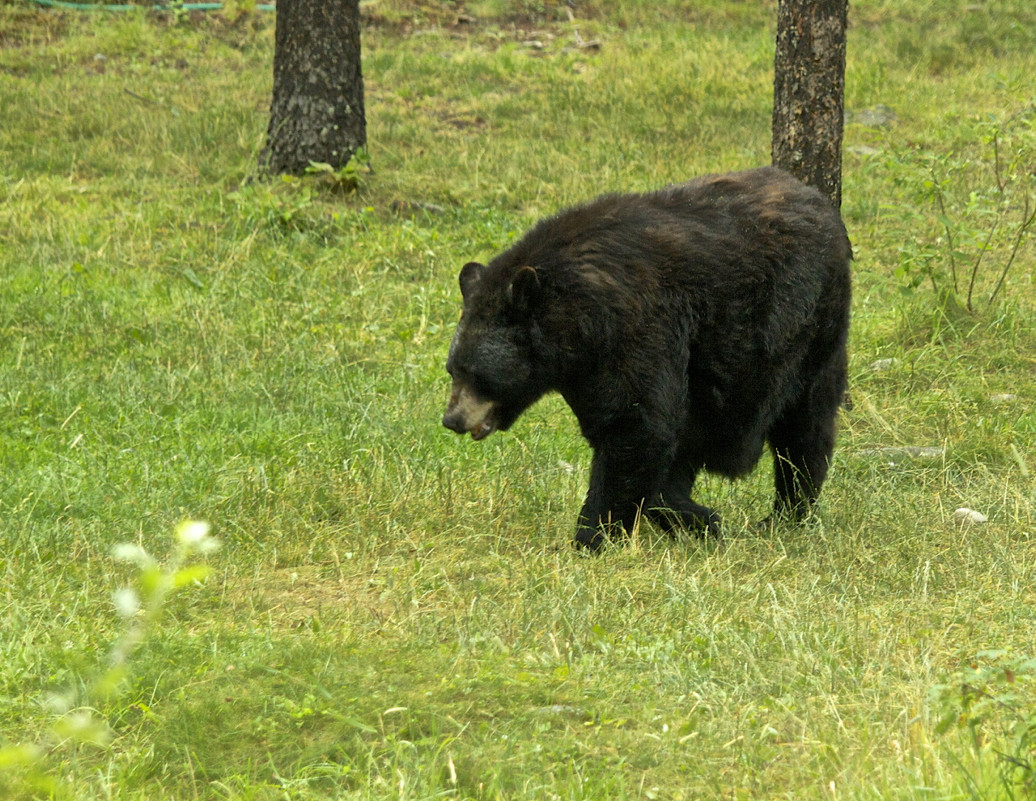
xmin=173 ymin=564 xmax=212 ymax=588
xmin=0 ymin=742 xmax=44 ymax=768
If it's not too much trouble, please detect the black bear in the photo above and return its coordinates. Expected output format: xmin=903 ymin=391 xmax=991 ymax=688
xmin=443 ymin=167 xmax=851 ymax=551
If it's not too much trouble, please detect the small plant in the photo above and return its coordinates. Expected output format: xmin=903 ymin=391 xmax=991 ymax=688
xmin=932 ymin=650 xmax=1036 ymax=796
xmin=228 ymin=148 xmax=370 ymax=229
xmin=167 ymin=0 xmax=188 ymax=25
xmin=0 ymin=521 xmax=219 ymax=794
xmin=892 ymin=113 xmax=1036 ymax=311
xmin=304 ymin=147 xmax=372 ymax=193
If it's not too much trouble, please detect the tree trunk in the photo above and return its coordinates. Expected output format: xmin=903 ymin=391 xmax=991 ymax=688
xmin=260 ymin=0 xmax=366 ymax=176
xmin=771 ymin=0 xmax=848 ymax=208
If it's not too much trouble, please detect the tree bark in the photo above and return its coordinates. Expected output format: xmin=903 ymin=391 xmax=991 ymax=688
xmin=771 ymin=0 xmax=847 ymax=208
xmin=260 ymin=0 xmax=366 ymax=176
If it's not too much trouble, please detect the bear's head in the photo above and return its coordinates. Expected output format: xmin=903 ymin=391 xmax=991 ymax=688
xmin=443 ymin=261 xmax=547 ymax=440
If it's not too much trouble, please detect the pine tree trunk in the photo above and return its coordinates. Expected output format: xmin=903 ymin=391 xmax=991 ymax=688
xmin=260 ymin=0 xmax=366 ymax=176
xmin=771 ymin=0 xmax=848 ymax=208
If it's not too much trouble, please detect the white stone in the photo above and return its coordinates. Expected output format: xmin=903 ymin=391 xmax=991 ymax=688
xmin=954 ymin=508 xmax=988 ymax=525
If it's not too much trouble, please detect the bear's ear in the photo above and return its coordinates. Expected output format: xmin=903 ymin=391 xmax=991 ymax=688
xmin=459 ymin=262 xmax=484 ymax=299
xmin=507 ymin=265 xmax=541 ymax=315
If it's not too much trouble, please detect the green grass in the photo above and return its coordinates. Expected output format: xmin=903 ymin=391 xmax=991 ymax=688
xmin=2 ymin=0 xmax=1036 ymax=798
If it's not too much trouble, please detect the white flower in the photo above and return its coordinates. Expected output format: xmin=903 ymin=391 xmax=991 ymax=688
xmin=111 ymin=543 xmax=152 ymax=567
xmin=176 ymin=520 xmax=218 ymax=554
xmin=114 ymin=587 xmax=141 ymax=618
xmin=176 ymin=520 xmax=211 ymax=545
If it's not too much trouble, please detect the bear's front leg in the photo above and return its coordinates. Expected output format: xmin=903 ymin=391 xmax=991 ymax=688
xmin=574 ymin=438 xmax=671 ymax=552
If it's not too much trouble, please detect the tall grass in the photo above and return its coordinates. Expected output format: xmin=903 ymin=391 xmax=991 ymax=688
xmin=1 ymin=0 xmax=1035 ymax=798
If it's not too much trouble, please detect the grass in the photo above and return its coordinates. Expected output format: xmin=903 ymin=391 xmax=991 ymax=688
xmin=1 ymin=0 xmax=1036 ymax=798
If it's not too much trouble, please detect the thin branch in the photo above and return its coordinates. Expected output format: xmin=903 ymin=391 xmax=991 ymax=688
xmin=988 ymin=192 xmax=1036 ymax=306
xmin=992 ymin=130 xmax=1005 ymax=194
xmin=966 ymin=214 xmax=1000 ymax=312
xmin=931 ymin=168 xmax=959 ymax=295
xmin=124 ymin=88 xmax=159 ymax=106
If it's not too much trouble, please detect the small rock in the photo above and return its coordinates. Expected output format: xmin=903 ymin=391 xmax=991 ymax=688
xmin=533 ymin=705 xmax=592 ymax=721
xmin=848 ymin=104 xmax=897 ymax=127
xmin=954 ymin=507 xmax=988 ymax=525
xmin=848 ymin=145 xmax=881 ymax=157
xmin=857 ymin=446 xmax=944 ymax=465
xmin=870 ymin=358 xmax=900 ymax=372
xmin=573 ymin=32 xmax=602 ymax=51
xmin=990 ymin=393 xmax=1018 ymax=404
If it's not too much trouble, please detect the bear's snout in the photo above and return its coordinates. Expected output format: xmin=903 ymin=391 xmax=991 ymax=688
xmin=443 ymin=380 xmax=498 ymax=440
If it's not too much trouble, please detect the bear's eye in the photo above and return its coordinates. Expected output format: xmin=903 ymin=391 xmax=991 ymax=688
xmin=448 ymin=362 xmax=492 ymax=396
xmin=467 ymin=365 xmax=508 ymax=399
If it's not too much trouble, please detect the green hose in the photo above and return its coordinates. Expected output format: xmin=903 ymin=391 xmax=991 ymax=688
xmin=28 ymin=0 xmax=275 ymax=12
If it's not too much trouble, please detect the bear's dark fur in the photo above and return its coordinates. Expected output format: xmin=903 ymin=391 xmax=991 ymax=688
xmin=443 ymin=167 xmax=851 ymax=551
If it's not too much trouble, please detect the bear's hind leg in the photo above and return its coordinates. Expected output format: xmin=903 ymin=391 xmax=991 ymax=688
xmin=767 ymin=387 xmax=841 ymax=522
xmin=645 ymin=468 xmax=721 ymax=539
